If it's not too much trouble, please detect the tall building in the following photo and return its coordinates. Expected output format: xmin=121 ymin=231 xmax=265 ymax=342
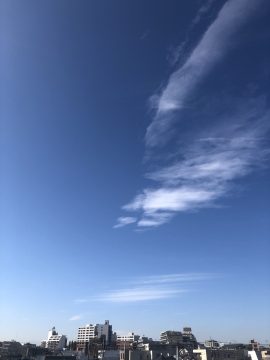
xmin=77 ymin=324 xmax=96 ymax=351
xmin=77 ymin=320 xmax=113 ymax=351
xmin=96 ymin=320 xmax=112 ymax=345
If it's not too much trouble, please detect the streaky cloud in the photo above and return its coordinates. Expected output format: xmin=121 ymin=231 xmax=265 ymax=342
xmin=169 ymin=0 xmax=216 ymax=66
xmin=122 ymin=108 xmax=270 ymax=228
xmin=136 ymin=273 xmax=217 ymax=284
xmin=191 ymin=0 xmax=216 ymax=27
xmin=113 ymin=216 xmax=137 ymax=228
xmin=97 ymin=287 xmax=188 ymax=303
xmin=125 ymin=186 xmax=220 ymax=213
xmin=146 ymin=0 xmax=264 ymax=147
xmin=75 ymin=272 xmax=217 ymax=303
xmin=114 ymin=0 xmax=269 ymax=229
xmin=137 ymin=212 xmax=173 ymax=227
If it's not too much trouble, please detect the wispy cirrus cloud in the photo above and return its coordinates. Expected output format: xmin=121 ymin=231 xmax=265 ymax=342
xmin=169 ymin=0 xmax=217 ymax=66
xmin=114 ymin=0 xmax=269 ymax=229
xmin=190 ymin=0 xmax=216 ymax=27
xmin=113 ymin=216 xmax=137 ymax=229
xmin=122 ymin=111 xmax=269 ymax=227
xmin=147 ymin=0 xmax=264 ymax=146
xmin=75 ymin=273 xmax=216 ymax=303
xmin=136 ymin=273 xmax=216 ymax=285
xmin=97 ymin=287 xmax=187 ymax=303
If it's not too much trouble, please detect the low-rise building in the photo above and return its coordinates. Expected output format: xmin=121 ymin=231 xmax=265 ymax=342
xmin=160 ymin=327 xmax=197 ymax=349
xmin=250 ymin=341 xmax=260 ymax=351
xmin=261 ymin=350 xmax=270 ymax=360
xmin=117 ymin=334 xmax=140 ymax=343
xmin=193 ymin=348 xmax=257 ymax=360
xmin=116 ymin=333 xmax=140 ymax=351
xmin=41 ymin=327 xmax=67 ymax=351
xmin=0 ymin=341 xmax=23 ymax=358
xmin=205 ymin=340 xmax=220 ymax=349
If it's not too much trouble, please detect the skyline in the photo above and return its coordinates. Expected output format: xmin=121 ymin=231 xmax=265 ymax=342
xmin=1 ymin=0 xmax=270 ymax=345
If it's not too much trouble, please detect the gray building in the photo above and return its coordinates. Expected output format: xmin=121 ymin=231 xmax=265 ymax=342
xmin=193 ymin=348 xmax=260 ymax=360
xmin=204 ymin=340 xmax=220 ymax=349
xmin=96 ymin=321 xmax=113 ymax=345
xmin=160 ymin=328 xmax=197 ymax=350
xmin=0 ymin=341 xmax=23 ymax=358
xmin=160 ymin=331 xmax=182 ymax=345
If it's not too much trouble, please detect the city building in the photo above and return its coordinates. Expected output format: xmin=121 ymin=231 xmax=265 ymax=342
xmin=77 ymin=324 xmax=96 ymax=351
xmin=117 ymin=334 xmax=140 ymax=343
xmin=77 ymin=324 xmax=96 ymax=342
xmin=182 ymin=327 xmax=197 ymax=349
xmin=116 ymin=333 xmax=140 ymax=351
xmin=205 ymin=340 xmax=220 ymax=349
xmin=77 ymin=321 xmax=113 ymax=351
xmin=160 ymin=331 xmax=183 ymax=345
xmin=261 ymin=350 xmax=270 ymax=360
xmin=249 ymin=340 xmax=260 ymax=351
xmin=41 ymin=327 xmax=67 ymax=351
xmin=0 ymin=341 xmax=23 ymax=358
xmin=160 ymin=327 xmax=197 ymax=349
xmin=193 ymin=348 xmax=258 ymax=360
xmin=96 ymin=321 xmax=113 ymax=345
xmin=98 ymin=349 xmax=128 ymax=360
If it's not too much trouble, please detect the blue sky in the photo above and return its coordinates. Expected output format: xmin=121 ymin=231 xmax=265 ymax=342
xmin=0 ymin=0 xmax=270 ymax=345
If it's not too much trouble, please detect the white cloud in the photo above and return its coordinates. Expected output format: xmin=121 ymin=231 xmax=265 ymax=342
xmin=114 ymin=0 xmax=269 ymax=229
xmin=137 ymin=273 xmax=216 ymax=284
xmin=98 ymin=287 xmax=187 ymax=303
xmin=119 ymin=110 xmax=269 ymax=227
xmin=75 ymin=273 xmax=217 ymax=303
xmin=191 ymin=0 xmax=216 ymax=27
xmin=147 ymin=153 xmax=248 ymax=184
xmin=69 ymin=314 xmax=82 ymax=321
xmin=125 ymin=186 xmax=219 ymax=213
xmin=124 ymin=185 xmax=221 ymax=227
xmin=113 ymin=216 xmax=137 ymax=228
xmin=146 ymin=0 xmax=263 ymax=146
xmin=137 ymin=212 xmax=173 ymax=227
xmin=168 ymin=0 xmax=216 ymax=67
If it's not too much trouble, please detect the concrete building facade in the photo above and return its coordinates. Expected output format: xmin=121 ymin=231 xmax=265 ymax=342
xmin=96 ymin=321 xmax=112 ymax=345
xmin=117 ymin=334 xmax=140 ymax=343
xmin=160 ymin=331 xmax=182 ymax=345
xmin=77 ymin=321 xmax=113 ymax=351
xmin=41 ymin=327 xmax=67 ymax=351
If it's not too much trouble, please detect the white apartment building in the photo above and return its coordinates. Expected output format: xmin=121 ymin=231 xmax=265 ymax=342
xmin=77 ymin=321 xmax=112 ymax=350
xmin=47 ymin=334 xmax=67 ymax=350
xmin=117 ymin=333 xmax=139 ymax=342
xmin=42 ymin=327 xmax=67 ymax=350
xmin=77 ymin=324 xmax=96 ymax=343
